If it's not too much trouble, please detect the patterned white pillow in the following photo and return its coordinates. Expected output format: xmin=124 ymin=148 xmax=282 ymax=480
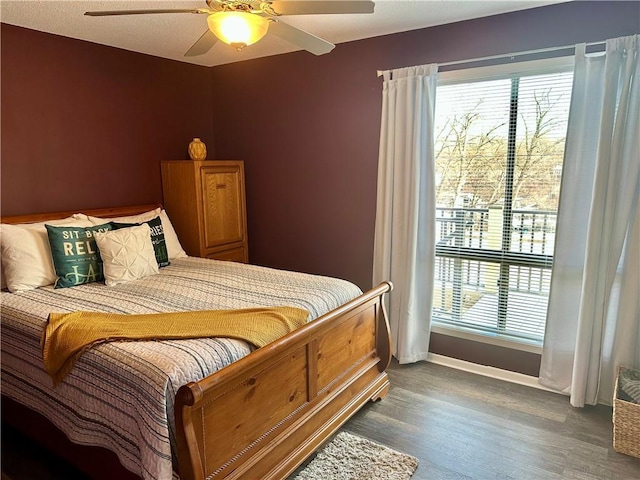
xmin=94 ymin=224 xmax=159 ymax=287
xmin=86 ymin=208 xmax=187 ymax=260
xmin=0 ymin=215 xmax=93 ymax=292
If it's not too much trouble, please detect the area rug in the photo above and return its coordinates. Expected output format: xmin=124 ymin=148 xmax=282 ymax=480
xmin=294 ymin=431 xmax=419 ymax=480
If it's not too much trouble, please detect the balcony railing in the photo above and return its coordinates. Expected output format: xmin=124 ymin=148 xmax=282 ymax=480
xmin=433 ymin=206 xmax=557 ymax=342
xmin=436 ymin=207 xmax=556 ymax=252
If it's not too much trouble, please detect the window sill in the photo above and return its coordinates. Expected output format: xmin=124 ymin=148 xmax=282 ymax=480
xmin=430 ymin=324 xmax=543 ymax=354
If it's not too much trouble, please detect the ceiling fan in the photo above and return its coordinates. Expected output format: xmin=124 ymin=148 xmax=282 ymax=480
xmin=85 ymin=0 xmax=375 ymax=57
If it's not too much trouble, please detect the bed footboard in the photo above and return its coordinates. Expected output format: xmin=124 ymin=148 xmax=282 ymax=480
xmin=175 ymin=281 xmax=393 ymax=480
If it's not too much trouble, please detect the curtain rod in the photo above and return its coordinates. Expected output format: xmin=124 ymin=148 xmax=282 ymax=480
xmin=377 ymin=40 xmax=606 ymax=77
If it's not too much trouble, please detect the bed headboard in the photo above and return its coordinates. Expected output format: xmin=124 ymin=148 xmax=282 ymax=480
xmin=1 ymin=204 xmax=163 ymax=225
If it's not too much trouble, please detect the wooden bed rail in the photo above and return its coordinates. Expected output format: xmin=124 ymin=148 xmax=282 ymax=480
xmin=1 ymin=204 xmax=162 ymax=224
xmin=175 ymin=281 xmax=393 ymax=480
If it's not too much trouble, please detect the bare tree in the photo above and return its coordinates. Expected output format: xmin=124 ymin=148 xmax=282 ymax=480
xmin=435 ymin=100 xmax=506 ymax=207
xmin=435 ymin=89 xmax=567 ymax=211
xmin=513 ymin=89 xmax=567 ymax=210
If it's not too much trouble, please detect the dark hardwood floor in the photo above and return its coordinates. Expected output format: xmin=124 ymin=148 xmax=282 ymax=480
xmin=345 ymin=361 xmax=639 ymax=480
xmin=2 ymin=360 xmax=639 ymax=479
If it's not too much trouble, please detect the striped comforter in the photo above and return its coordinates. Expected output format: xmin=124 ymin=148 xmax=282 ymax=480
xmin=0 ymin=257 xmax=362 ymax=480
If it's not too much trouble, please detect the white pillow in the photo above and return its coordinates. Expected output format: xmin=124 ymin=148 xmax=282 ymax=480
xmin=94 ymin=224 xmax=159 ymax=287
xmin=86 ymin=207 xmax=161 ymax=225
xmin=87 ymin=208 xmax=187 ymax=260
xmin=0 ymin=215 xmax=94 ymax=292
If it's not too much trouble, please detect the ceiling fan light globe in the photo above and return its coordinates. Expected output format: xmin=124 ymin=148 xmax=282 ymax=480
xmin=207 ymin=12 xmax=269 ymax=48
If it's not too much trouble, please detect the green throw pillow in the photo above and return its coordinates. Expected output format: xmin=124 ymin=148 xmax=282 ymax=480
xmin=111 ymin=216 xmax=170 ymax=268
xmin=46 ymin=223 xmax=112 ymax=288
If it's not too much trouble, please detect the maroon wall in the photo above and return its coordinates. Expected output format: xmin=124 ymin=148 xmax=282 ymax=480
xmin=1 ymin=25 xmax=214 ymax=216
xmin=209 ymin=1 xmax=640 ymax=292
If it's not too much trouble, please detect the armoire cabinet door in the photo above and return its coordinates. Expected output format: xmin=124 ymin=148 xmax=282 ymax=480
xmin=200 ymin=165 xmax=245 ymax=249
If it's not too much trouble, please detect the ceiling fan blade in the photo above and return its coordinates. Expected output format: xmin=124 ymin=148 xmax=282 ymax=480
xmin=85 ymin=9 xmax=209 ymax=17
xmin=268 ymin=21 xmax=334 ymax=55
xmin=268 ymin=1 xmax=374 ymax=15
xmin=185 ymin=29 xmax=219 ymax=57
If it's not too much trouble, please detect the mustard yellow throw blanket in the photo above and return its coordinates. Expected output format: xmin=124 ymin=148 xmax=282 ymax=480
xmin=42 ymin=307 xmax=309 ymax=386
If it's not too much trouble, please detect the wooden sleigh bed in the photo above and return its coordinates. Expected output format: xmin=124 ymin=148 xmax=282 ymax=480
xmin=0 ymin=204 xmax=393 ymax=480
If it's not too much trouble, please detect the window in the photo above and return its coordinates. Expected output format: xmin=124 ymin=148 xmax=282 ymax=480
xmin=432 ymin=58 xmax=573 ymax=345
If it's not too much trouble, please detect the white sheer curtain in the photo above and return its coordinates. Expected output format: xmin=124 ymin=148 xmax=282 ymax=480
xmin=372 ymin=64 xmax=438 ymax=363
xmin=540 ymin=35 xmax=640 ymax=407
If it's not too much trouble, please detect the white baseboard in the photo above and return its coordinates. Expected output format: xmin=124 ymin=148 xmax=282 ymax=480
xmin=427 ymin=353 xmax=562 ymax=394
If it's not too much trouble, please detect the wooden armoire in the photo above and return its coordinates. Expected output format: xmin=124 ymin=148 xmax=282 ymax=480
xmin=161 ymin=160 xmax=248 ymax=263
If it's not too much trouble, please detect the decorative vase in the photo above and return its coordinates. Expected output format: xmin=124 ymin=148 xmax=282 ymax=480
xmin=188 ymin=138 xmax=207 ymax=161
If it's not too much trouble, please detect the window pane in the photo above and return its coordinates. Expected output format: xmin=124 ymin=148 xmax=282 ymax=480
xmin=432 ymin=258 xmax=550 ymax=342
xmin=504 ymin=265 xmax=551 ymax=340
xmin=433 ymin=64 xmax=572 ymax=345
xmin=433 ymin=257 xmax=500 ymax=328
xmin=434 ymin=79 xmax=510 ymax=209
xmin=509 ymin=72 xmax=572 ymax=255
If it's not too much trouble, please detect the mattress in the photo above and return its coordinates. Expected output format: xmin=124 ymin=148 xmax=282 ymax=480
xmin=0 ymin=257 xmax=362 ymax=480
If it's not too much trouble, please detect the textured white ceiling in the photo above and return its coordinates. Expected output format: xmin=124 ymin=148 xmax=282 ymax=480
xmin=1 ymin=0 xmax=569 ymax=67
